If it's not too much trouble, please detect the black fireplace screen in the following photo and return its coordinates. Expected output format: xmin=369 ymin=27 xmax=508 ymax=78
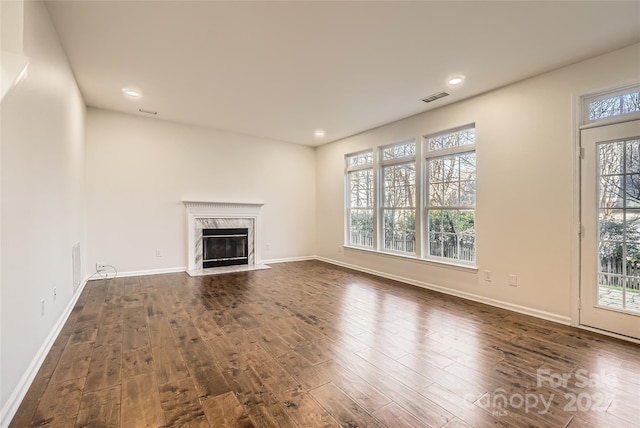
xmin=202 ymin=228 xmax=249 ymax=268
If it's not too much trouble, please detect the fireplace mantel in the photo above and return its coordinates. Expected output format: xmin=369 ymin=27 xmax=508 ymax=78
xmin=183 ymin=201 xmax=264 ymax=272
xmin=183 ymin=201 xmax=264 ymax=216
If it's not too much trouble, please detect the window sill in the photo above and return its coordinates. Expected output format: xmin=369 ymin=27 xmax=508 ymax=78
xmin=343 ymin=245 xmax=478 ymax=273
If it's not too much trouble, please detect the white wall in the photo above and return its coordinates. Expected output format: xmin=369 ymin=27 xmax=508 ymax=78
xmin=0 ymin=0 xmax=86 ymax=422
xmin=85 ymin=109 xmax=316 ymax=274
xmin=316 ymin=43 xmax=640 ymax=321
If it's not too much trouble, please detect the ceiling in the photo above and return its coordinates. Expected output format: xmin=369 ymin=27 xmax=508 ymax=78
xmin=45 ymin=1 xmax=640 ymax=146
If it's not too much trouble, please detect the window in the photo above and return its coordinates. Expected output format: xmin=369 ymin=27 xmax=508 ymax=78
xmin=585 ymin=85 xmax=640 ymax=123
xmin=381 ymin=141 xmax=416 ymax=253
xmin=426 ymin=127 xmax=476 ymax=263
xmin=346 ymin=151 xmax=374 ymax=248
xmin=344 ymin=124 xmax=476 ymax=267
xmin=597 ymin=138 xmax=640 ymax=313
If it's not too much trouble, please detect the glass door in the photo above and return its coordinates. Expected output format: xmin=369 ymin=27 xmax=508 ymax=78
xmin=580 ymin=119 xmax=640 ymax=340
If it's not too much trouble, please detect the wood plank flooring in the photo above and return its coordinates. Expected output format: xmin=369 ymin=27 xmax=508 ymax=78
xmin=10 ymin=260 xmax=640 ymax=427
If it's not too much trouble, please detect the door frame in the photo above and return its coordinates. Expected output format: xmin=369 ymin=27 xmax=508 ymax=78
xmin=572 ymin=81 xmax=640 ymax=342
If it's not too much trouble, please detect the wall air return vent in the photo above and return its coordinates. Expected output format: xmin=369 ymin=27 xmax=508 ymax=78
xmin=421 ymin=92 xmax=449 ymax=103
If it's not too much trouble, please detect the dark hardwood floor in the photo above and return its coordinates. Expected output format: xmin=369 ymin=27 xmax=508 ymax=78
xmin=9 ymin=260 xmax=640 ymax=427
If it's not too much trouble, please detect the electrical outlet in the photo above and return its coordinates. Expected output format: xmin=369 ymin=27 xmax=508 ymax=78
xmin=508 ymin=274 xmax=518 ymax=287
xmin=265 ymin=243 xmax=271 ymax=251
xmin=96 ymin=262 xmax=107 ymax=271
xmin=53 ymin=287 xmax=57 ymax=301
xmin=155 ymin=249 xmax=162 ymax=257
xmin=338 ymin=245 xmax=343 ymax=254
xmin=484 ymin=271 xmax=492 ymax=282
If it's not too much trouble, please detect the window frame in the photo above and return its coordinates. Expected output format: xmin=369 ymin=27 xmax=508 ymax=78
xmin=345 ymin=149 xmax=375 ymax=249
xmin=343 ymin=125 xmax=476 ymax=270
xmin=582 ymin=84 xmax=640 ymax=126
xmin=424 ymin=125 xmax=476 ymax=266
xmin=379 ymin=139 xmax=418 ymax=255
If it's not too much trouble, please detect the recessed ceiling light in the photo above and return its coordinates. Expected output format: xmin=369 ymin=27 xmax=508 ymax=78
xmin=448 ymin=77 xmax=464 ymax=86
xmin=122 ymin=88 xmax=141 ymax=97
xmin=314 ymin=129 xmax=326 ymax=138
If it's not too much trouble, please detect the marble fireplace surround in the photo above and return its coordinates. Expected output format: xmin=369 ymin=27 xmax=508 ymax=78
xmin=183 ymin=201 xmax=265 ymax=274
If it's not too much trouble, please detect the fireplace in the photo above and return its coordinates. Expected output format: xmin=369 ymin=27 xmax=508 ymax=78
xmin=202 ymin=228 xmax=249 ymax=268
xmin=183 ymin=201 xmax=267 ymax=274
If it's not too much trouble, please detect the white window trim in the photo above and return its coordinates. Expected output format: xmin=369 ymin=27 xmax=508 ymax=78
xmin=346 ymin=148 xmax=375 ymax=171
xmin=343 ymin=125 xmax=476 ymax=269
xmin=571 ymin=81 xmax=640 ymax=328
xmin=345 ymin=150 xmax=374 ymax=249
xmin=379 ymin=140 xmax=419 ymax=256
xmin=423 ymin=125 xmax=476 ymax=266
xmin=343 ymin=243 xmax=478 ymax=273
xmin=582 ymin=83 xmax=640 ymax=126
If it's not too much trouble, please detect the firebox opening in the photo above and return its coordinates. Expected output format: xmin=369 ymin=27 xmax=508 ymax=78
xmin=202 ymin=228 xmax=249 ymax=268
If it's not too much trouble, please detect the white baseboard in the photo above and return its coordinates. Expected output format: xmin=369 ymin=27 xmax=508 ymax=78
xmin=315 ymin=256 xmax=571 ymax=326
xmin=0 ymin=275 xmax=89 ymax=428
xmin=262 ymin=256 xmax=316 ymax=264
xmin=86 ymin=259 xmax=316 ymax=280
xmin=87 ymin=266 xmax=187 ymax=280
xmin=88 ymin=259 xmax=320 ymax=279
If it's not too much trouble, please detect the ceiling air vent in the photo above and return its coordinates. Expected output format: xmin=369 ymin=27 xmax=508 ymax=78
xmin=421 ymin=92 xmax=449 ymax=104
